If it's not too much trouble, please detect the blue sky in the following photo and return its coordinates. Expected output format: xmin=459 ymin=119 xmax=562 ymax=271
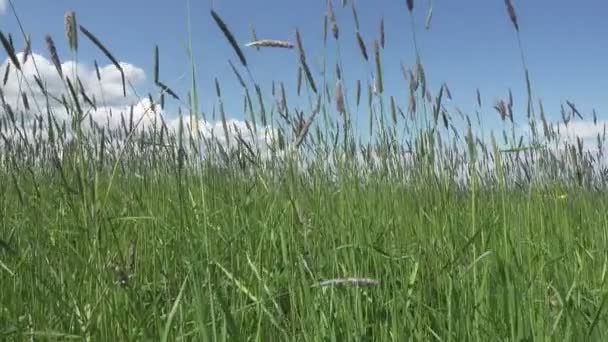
xmin=1 ymin=0 xmax=607 ymax=142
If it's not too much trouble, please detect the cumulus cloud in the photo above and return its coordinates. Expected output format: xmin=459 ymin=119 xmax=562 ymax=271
xmin=0 ymin=52 xmax=278 ymax=158
xmin=524 ymin=119 xmax=608 ymax=155
xmin=554 ymin=120 xmax=608 ymax=142
xmin=1 ymin=52 xmax=146 ymax=111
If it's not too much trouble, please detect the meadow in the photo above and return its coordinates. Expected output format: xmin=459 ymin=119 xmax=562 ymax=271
xmin=2 ymin=0 xmax=608 ymax=340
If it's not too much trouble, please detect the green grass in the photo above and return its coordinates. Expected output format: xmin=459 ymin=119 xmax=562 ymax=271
xmin=2 ymin=0 xmax=608 ymax=340
xmin=2 ymin=166 xmax=608 ymax=340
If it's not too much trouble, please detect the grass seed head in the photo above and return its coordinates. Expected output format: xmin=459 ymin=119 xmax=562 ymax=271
xmin=356 ymin=31 xmax=368 ymax=61
xmin=0 ymin=31 xmax=21 ymax=71
xmin=380 ymin=18 xmax=385 ymax=48
xmin=504 ymin=0 xmax=519 ymax=32
xmin=65 ymin=11 xmax=78 ymax=52
xmin=22 ymin=35 xmax=31 ymax=65
xmin=328 ymin=0 xmax=339 ymax=40
xmin=335 ymin=79 xmax=345 ymax=113
xmin=210 ymin=9 xmax=247 ymax=67
xmin=45 ymin=35 xmax=63 ymax=78
xmin=245 ymin=39 xmax=294 ymax=49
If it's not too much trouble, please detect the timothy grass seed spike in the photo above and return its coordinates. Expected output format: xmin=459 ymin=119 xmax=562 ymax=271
xmin=211 ymin=9 xmax=248 ymax=67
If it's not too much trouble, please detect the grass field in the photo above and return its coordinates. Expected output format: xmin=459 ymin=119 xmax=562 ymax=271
xmin=2 ymin=1 xmax=608 ymax=341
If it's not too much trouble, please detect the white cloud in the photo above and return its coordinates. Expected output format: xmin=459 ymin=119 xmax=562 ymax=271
xmin=0 ymin=52 xmax=279 ymax=157
xmin=554 ymin=119 xmax=607 ymax=142
xmin=1 ymin=52 xmax=146 ymax=112
xmin=0 ymin=0 xmax=7 ymax=15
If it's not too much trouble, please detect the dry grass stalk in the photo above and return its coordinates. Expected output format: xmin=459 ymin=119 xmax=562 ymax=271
xmin=315 ymin=277 xmax=380 ymax=288
xmin=64 ymin=11 xmax=78 ymax=52
xmin=245 ymin=39 xmax=294 ymax=49
xmin=210 ymin=9 xmax=248 ymax=67
xmin=504 ymin=0 xmax=519 ymax=32
xmin=0 ymin=31 xmax=21 ymax=71
xmin=45 ymin=35 xmax=63 ymax=78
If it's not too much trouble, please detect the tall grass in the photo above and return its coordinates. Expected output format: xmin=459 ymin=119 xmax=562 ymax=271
xmin=2 ymin=0 xmax=608 ymax=340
